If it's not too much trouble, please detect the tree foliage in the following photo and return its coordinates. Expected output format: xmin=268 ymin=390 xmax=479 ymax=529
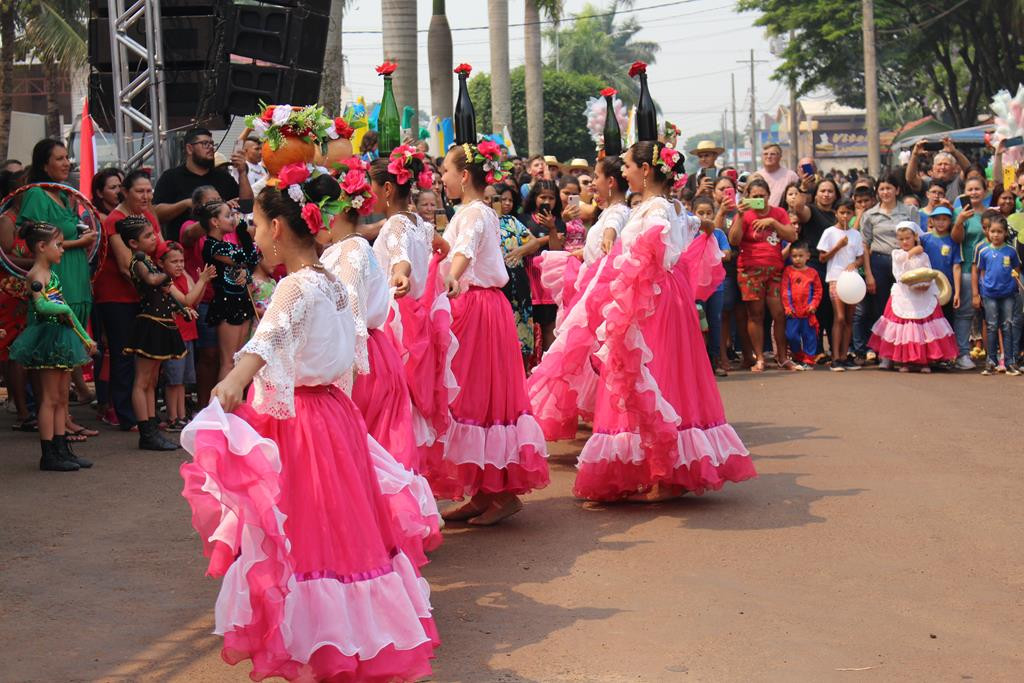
xmin=738 ymin=0 xmax=1024 ymax=128
xmin=469 ymin=65 xmax=605 ymax=162
xmin=544 ymin=0 xmax=659 ymax=105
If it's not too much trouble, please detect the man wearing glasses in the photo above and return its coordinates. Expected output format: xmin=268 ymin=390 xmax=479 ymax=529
xmin=153 ymin=128 xmax=253 ymax=241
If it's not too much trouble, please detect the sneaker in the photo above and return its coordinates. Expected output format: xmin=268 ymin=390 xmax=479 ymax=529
xmin=830 ymin=360 xmax=846 ymax=372
xmin=843 ymin=358 xmax=861 ymax=371
xmin=852 ymin=354 xmax=866 ymax=367
xmin=100 ymin=407 xmax=120 ymax=427
xmin=878 ymin=358 xmax=892 ymax=370
xmin=1006 ymin=365 xmax=1022 ymax=376
xmin=997 ymin=362 xmax=1007 ymax=374
xmin=954 ymin=355 xmax=976 ymax=371
xmin=981 ymin=363 xmax=995 ymax=376
xmin=164 ymin=419 xmax=184 ymax=433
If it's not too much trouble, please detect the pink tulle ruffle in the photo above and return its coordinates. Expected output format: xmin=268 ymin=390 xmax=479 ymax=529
xmin=536 ymin=250 xmax=583 ymax=328
xmin=869 ymin=301 xmax=957 ymax=364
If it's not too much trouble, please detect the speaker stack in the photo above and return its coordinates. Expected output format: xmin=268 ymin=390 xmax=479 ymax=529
xmin=88 ymin=0 xmax=332 ymax=131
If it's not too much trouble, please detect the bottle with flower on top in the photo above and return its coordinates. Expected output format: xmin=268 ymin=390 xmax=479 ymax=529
xmin=629 ymin=61 xmax=657 ymax=142
xmin=376 ymin=62 xmax=401 ymax=156
xmin=453 ymin=63 xmax=476 ymax=145
xmin=600 ymin=87 xmax=623 ymax=157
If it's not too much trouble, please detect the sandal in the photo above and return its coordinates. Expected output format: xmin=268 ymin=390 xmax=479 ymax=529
xmin=750 ymin=359 xmax=766 ymax=373
xmin=66 ymin=432 xmax=88 ymax=442
xmin=70 ymin=427 xmax=100 ymax=438
xmin=714 ymin=366 xmax=728 ymax=377
xmin=778 ymin=360 xmax=804 ymax=372
xmin=11 ymin=418 xmax=38 ymax=432
xmin=441 ymin=500 xmax=488 ymax=522
xmin=468 ymin=497 xmax=524 ymax=526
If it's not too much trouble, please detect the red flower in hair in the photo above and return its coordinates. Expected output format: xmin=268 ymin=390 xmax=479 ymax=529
xmin=628 ymin=61 xmax=647 ymax=78
xmin=357 ymin=191 xmax=377 ymax=216
xmin=376 ymin=62 xmax=398 ymax=76
xmin=301 ymin=202 xmax=325 ymax=235
xmin=341 ymin=169 xmax=370 ymax=196
xmin=261 ymin=105 xmax=275 ymax=122
xmin=454 ymin=63 xmax=472 ymax=76
xmin=417 ymin=168 xmax=434 ymax=190
xmin=334 ymin=117 xmax=354 ymax=139
xmin=341 ymin=156 xmax=368 ymax=172
xmin=476 ymin=140 xmax=500 ymax=159
xmin=387 ymin=157 xmax=412 ymax=186
xmin=277 ymin=162 xmax=310 ymax=188
xmin=600 ymin=87 xmax=617 ymax=97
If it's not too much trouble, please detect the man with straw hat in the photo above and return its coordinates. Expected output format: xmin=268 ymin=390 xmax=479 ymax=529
xmin=686 ymin=139 xmax=724 ymax=195
xmin=566 ymin=158 xmax=591 ymax=177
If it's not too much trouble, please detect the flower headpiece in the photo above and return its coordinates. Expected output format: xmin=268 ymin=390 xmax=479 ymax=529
xmin=461 ymin=139 xmax=512 ymax=185
xmin=245 ymin=102 xmax=334 ymax=151
xmin=387 ymin=144 xmax=433 ymax=189
xmin=454 ymin=63 xmax=472 ymax=77
xmin=651 ymin=143 xmax=682 ymax=178
xmin=628 ymin=61 xmax=647 ymax=78
xmin=376 ymin=62 xmax=398 ymax=76
xmin=277 ymin=161 xmax=373 ymax=236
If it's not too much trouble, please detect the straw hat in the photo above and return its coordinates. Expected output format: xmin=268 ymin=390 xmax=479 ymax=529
xmin=567 ymin=158 xmax=590 ymax=170
xmin=544 ymin=155 xmax=560 ymax=166
xmin=688 ymin=139 xmax=724 ymax=156
xmin=213 ymin=152 xmax=230 ymax=167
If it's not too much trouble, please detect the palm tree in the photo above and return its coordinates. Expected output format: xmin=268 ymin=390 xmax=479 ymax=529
xmin=0 ymin=1 xmax=15 ymax=159
xmin=319 ymin=0 xmax=349 ymax=117
xmin=488 ymin=0 xmax=510 ymax=135
xmin=427 ymin=0 xmax=452 ymax=120
xmin=524 ymin=0 xmax=561 ymax=155
xmin=382 ymin=0 xmax=418 ymax=124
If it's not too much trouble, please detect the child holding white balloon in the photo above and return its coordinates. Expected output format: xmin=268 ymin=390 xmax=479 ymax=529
xmin=817 ymin=199 xmax=864 ymax=371
xmin=868 ymin=225 xmax=958 ymax=372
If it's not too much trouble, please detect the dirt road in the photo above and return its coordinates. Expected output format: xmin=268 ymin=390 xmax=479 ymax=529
xmin=2 ymin=368 xmax=1020 ymax=682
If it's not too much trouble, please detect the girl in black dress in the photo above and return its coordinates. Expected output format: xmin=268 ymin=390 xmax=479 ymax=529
xmin=198 ymin=200 xmax=261 ymax=380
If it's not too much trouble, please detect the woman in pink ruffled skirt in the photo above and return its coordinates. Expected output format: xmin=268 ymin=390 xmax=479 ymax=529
xmin=180 ymin=170 xmax=438 ymax=681
xmin=429 ymin=141 xmax=550 ymax=525
xmin=529 ymin=141 xmax=755 ymax=502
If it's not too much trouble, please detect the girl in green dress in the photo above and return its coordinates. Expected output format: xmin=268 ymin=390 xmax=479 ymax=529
xmin=9 ymin=221 xmax=97 ymax=471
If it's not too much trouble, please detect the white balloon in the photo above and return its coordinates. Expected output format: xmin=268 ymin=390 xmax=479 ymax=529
xmin=836 ymin=270 xmax=867 ymax=305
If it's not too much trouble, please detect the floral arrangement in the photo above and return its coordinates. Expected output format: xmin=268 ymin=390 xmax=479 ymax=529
xmin=652 ymin=143 xmax=682 ymax=177
xmin=628 ymin=61 xmax=647 ymax=78
xmin=276 ymin=160 xmax=374 ymax=235
xmin=387 ymin=145 xmax=434 ymax=189
xmin=454 ymin=63 xmax=472 ymax=77
xmin=245 ymin=102 xmax=334 ymax=151
xmin=463 ymin=140 xmax=512 ymax=185
xmin=376 ymin=61 xmax=398 ymax=76
xmin=326 ymin=111 xmax=365 ymax=141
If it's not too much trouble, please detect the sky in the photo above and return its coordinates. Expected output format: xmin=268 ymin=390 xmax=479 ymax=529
xmin=339 ymin=0 xmax=791 ymax=143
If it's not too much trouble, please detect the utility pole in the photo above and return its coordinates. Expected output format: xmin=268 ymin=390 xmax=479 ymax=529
xmin=731 ymin=73 xmax=739 ymax=167
xmin=862 ymin=0 xmax=881 ymax=176
xmin=721 ymin=110 xmax=728 ymax=164
xmin=787 ymin=30 xmax=799 ymax=168
xmin=738 ymin=50 xmax=767 ymax=169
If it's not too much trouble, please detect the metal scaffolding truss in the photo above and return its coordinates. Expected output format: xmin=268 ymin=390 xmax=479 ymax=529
xmin=106 ymin=0 xmax=168 ymax=174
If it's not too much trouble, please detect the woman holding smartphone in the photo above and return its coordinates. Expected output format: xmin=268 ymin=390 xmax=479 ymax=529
xmin=727 ymin=178 xmax=800 ymax=372
xmin=519 ymin=180 xmax=565 ymax=352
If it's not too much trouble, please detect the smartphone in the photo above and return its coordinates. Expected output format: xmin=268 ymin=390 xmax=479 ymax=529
xmin=701 ymin=167 xmax=718 ymax=181
xmin=957 ymin=194 xmax=970 ymax=209
xmin=491 ymin=196 xmax=504 ymax=216
xmin=747 ymin=197 xmax=765 ymax=210
xmin=800 ymin=162 xmax=814 ymax=176
xmin=568 ymin=195 xmax=581 ymax=209
xmin=538 ymin=205 xmax=551 ymax=217
xmin=434 ymin=209 xmax=448 ymax=229
xmin=922 ymin=141 xmax=943 ymax=151
xmin=1003 ymin=135 xmax=1024 ymax=149
xmin=722 ymin=187 xmax=736 ymax=203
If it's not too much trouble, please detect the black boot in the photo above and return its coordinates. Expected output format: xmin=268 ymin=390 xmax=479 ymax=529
xmin=139 ymin=417 xmax=179 ymax=451
xmin=39 ymin=440 xmax=79 ymax=472
xmin=54 ymin=434 xmax=93 ymax=468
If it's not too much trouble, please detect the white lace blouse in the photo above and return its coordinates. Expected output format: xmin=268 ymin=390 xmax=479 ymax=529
xmin=236 ymin=268 xmax=356 ymax=419
xmin=321 ymin=236 xmax=390 ymax=375
xmin=583 ymin=203 xmax=630 ymax=266
xmin=441 ymin=199 xmax=509 ymax=288
xmin=620 ymin=196 xmax=702 ymax=268
xmin=374 ymin=213 xmax=433 ymax=299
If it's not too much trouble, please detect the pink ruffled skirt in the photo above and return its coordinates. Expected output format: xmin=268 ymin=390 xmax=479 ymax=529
xmin=869 ymin=300 xmax=957 ymax=365
xmin=425 ymin=286 xmax=549 ymax=500
xmin=535 ymin=250 xmax=583 ymax=328
xmin=180 ymin=387 xmax=439 ymax=682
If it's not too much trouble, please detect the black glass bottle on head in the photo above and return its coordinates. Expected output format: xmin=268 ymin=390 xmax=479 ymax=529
xmin=603 ymin=93 xmax=623 ymax=156
xmin=454 ymin=70 xmax=476 ymax=145
xmin=635 ymin=71 xmax=657 ymax=142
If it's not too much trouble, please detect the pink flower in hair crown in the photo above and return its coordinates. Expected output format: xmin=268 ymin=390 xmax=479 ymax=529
xmin=660 ymin=145 xmax=681 ymax=169
xmin=628 ymin=61 xmax=647 ymax=78
xmin=301 ymin=202 xmax=325 ymax=235
xmin=418 ymin=168 xmax=434 ymax=190
xmin=387 ymin=156 xmax=412 ymax=186
xmin=454 ymin=63 xmax=472 ymax=76
xmin=476 ymin=140 xmax=500 ymax=159
xmin=376 ymin=62 xmax=397 ymax=76
xmin=600 ymin=87 xmax=617 ymax=97
xmin=341 ymin=168 xmax=370 ymax=197
xmin=277 ymin=162 xmax=310 ymax=188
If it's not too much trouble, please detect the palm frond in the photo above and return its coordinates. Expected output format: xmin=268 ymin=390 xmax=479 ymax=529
xmin=20 ymin=0 xmax=87 ymax=68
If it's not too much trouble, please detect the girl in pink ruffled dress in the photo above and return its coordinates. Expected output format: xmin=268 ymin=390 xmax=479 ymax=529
xmin=530 ymin=142 xmax=755 ymax=502
xmin=179 ymin=169 xmax=439 ymax=682
xmin=369 ymin=146 xmax=458 ymax=474
xmin=529 ymin=156 xmax=631 ymax=440
xmin=868 ymin=224 xmax=957 ymax=371
xmin=431 ymin=141 xmax=550 ymax=525
xmin=319 ymin=159 xmax=442 ymax=567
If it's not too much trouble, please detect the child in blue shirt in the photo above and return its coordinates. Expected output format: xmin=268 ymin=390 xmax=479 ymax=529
xmin=920 ymin=206 xmax=961 ymax=321
xmin=972 ymin=215 xmax=1024 ymax=374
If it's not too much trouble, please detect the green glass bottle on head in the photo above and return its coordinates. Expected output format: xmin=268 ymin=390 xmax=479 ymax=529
xmin=378 ymin=62 xmax=401 ymax=156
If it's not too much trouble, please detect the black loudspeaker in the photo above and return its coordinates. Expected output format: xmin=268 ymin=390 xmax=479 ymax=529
xmin=227 ymin=3 xmax=329 ymax=71
xmin=89 ymin=14 xmax=220 ymax=70
xmin=216 ymin=62 xmax=322 ymax=117
xmin=249 ymin=0 xmax=330 ymax=12
xmin=89 ymin=69 xmax=228 ymax=130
